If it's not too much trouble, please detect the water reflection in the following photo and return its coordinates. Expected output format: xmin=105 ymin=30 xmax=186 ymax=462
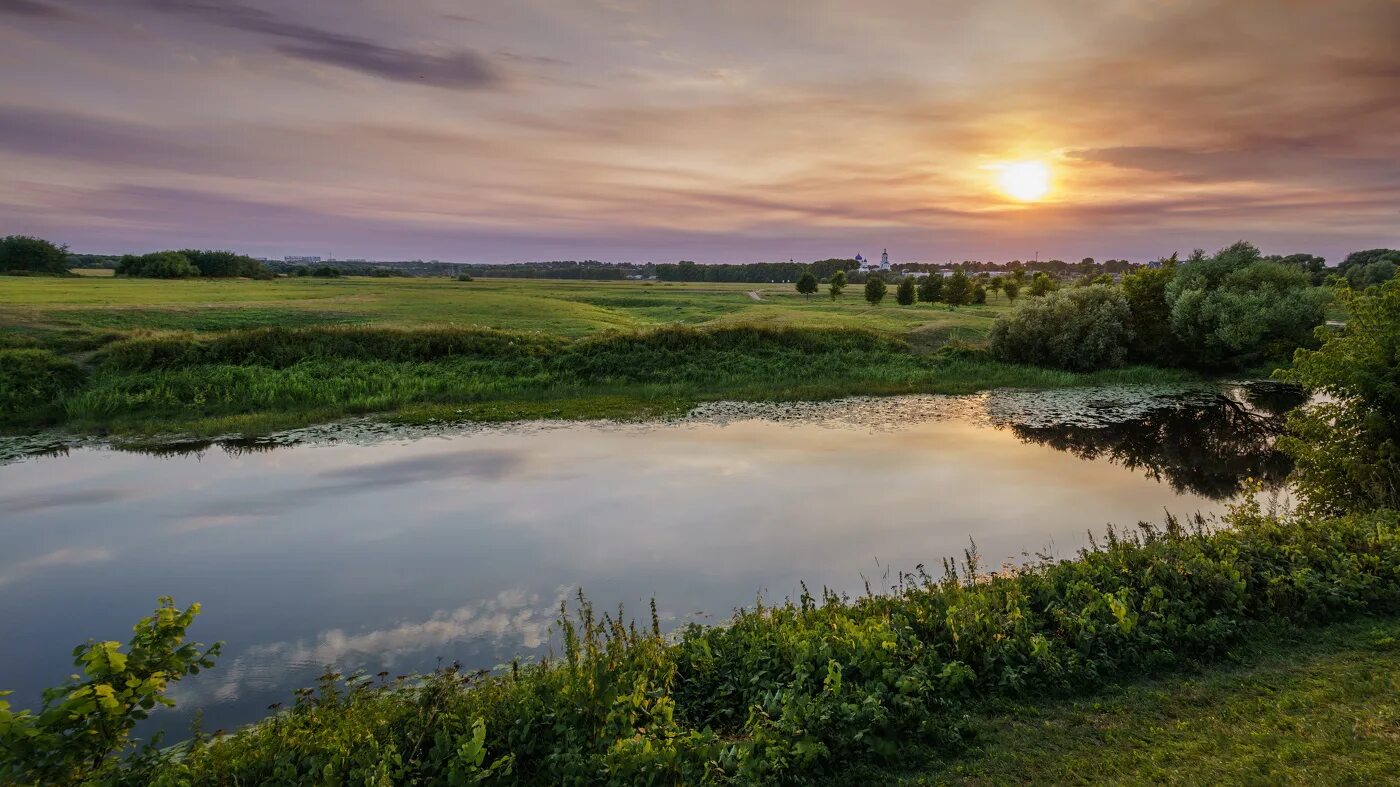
xmin=0 ymin=384 xmax=1298 ymax=737
xmin=1006 ymin=386 xmax=1295 ymax=499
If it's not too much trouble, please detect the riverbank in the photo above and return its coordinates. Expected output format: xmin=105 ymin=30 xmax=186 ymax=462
xmin=35 ymin=503 xmax=1393 ymax=785
xmin=2 ymin=323 xmax=1206 ymax=438
xmin=904 ymin=614 xmax=1400 ymax=785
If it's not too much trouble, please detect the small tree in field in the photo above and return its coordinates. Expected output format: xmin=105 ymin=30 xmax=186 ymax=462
xmin=972 ymin=283 xmax=987 ymax=304
xmin=895 ymin=275 xmax=916 ymax=305
xmin=864 ymin=276 xmax=887 ymax=305
xmin=796 ymin=271 xmax=818 ymax=299
xmin=828 ymin=269 xmax=846 ymax=300
xmin=1003 ymin=281 xmax=1020 ymax=303
xmin=1029 ymin=271 xmax=1058 ymax=296
xmin=917 ymin=275 xmax=942 ymax=304
xmin=989 ymin=278 xmax=1004 ymax=300
xmin=943 ymin=271 xmax=973 ymax=307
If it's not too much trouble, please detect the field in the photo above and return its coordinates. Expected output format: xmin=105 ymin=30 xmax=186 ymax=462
xmin=0 ymin=275 xmax=1010 ymax=346
xmin=2 ymin=275 xmax=1199 ymax=437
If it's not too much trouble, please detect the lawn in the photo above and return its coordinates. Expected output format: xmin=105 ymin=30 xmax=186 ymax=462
xmin=0 ymin=275 xmax=1013 ymax=345
xmin=907 ymin=617 xmax=1400 ymax=786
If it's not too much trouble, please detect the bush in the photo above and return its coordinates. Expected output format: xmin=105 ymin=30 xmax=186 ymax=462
xmin=1166 ymin=242 xmax=1327 ymax=368
xmin=895 ymin=275 xmax=916 ymax=305
xmin=1280 ymin=277 xmax=1400 ymax=514
xmin=1121 ymin=259 xmax=1186 ymax=365
xmin=0 ymin=235 xmax=68 ymax=275
xmin=29 ymin=506 xmax=1397 ymax=784
xmin=0 ymin=349 xmax=86 ymax=426
xmin=989 ymin=285 xmax=1133 ymax=371
xmin=116 ymin=252 xmax=199 ymax=279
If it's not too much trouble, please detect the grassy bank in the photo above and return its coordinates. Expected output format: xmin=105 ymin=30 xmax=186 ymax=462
xmin=908 ymin=615 xmax=1400 ymax=785
xmin=14 ymin=504 xmax=1391 ymax=785
xmin=2 ymin=322 xmax=1202 ymax=437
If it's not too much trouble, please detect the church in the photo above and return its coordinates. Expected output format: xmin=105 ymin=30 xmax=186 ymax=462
xmin=855 ymin=249 xmax=892 ymax=272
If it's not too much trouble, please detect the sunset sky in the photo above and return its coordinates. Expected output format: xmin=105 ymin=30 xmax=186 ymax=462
xmin=2 ymin=0 xmax=1397 ymax=263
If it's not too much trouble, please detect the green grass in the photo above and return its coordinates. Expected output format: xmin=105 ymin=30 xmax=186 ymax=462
xmin=0 ymin=276 xmax=1195 ymax=436
xmin=907 ymin=616 xmax=1400 ymax=786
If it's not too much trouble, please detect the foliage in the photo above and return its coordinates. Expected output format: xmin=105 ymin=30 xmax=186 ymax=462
xmin=0 ymin=348 xmax=86 ymax=427
xmin=1165 ymin=241 xmax=1327 ymax=368
xmin=48 ymin=506 xmax=1400 ymax=784
xmin=827 ymin=270 xmax=846 ymax=300
xmin=1279 ymin=277 xmax=1400 ymax=514
xmin=0 ymin=598 xmax=219 ymax=786
xmin=989 ymin=285 xmax=1134 ymax=371
xmin=895 ymin=275 xmax=916 ymax=306
xmin=1027 ymin=272 xmax=1057 ymax=297
xmin=0 ymin=235 xmax=69 ymax=275
xmin=310 ymin=265 xmax=342 ymax=278
xmin=943 ymin=272 xmax=973 ymax=307
xmin=176 ymin=250 xmax=270 ymax=279
xmin=864 ymin=276 xmax=887 ymax=305
xmin=971 ymin=284 xmax=986 ymax=305
xmin=116 ymin=252 xmax=199 ymax=279
xmin=1120 ymin=257 xmax=1187 ymax=365
xmin=1344 ymin=259 xmax=1396 ymax=290
xmin=796 ymin=271 xmax=818 ymax=299
xmin=458 ymin=273 xmax=475 ymax=282
xmin=1001 ymin=281 xmax=1018 ymax=302
xmin=917 ymin=275 xmax=941 ymax=304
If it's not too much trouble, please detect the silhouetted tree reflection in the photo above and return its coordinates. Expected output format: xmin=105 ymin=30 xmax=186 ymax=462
xmin=1008 ymin=388 xmax=1296 ymax=499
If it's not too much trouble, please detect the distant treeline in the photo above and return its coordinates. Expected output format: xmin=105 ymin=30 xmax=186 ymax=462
xmin=654 ymin=258 xmax=860 ymax=283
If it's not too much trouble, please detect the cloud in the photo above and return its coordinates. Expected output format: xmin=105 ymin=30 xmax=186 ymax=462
xmin=0 ymin=547 xmax=115 ymax=586
xmin=0 ymin=487 xmax=133 ymax=515
xmin=142 ymin=0 xmax=502 ymax=89
xmin=0 ymin=0 xmax=68 ymax=17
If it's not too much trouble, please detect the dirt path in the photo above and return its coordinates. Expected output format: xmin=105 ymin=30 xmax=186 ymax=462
xmin=746 ymin=290 xmax=764 ymax=301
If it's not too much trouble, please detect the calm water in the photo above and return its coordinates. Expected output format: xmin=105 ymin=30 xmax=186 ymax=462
xmin=0 ymin=383 xmax=1298 ymax=735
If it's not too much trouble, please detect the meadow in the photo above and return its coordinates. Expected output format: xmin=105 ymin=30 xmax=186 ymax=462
xmin=0 ymin=275 xmax=1194 ymax=436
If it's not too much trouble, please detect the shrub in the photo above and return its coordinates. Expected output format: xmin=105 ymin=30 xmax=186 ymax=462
xmin=989 ymin=285 xmax=1133 ymax=371
xmin=1166 ymin=241 xmax=1328 ymax=368
xmin=22 ymin=506 xmax=1397 ymax=784
xmin=864 ymin=276 xmax=887 ymax=305
xmin=1280 ymin=277 xmax=1400 ymax=514
xmin=0 ymin=235 xmax=68 ymax=275
xmin=916 ymin=275 xmax=941 ymax=303
xmin=1121 ymin=258 xmax=1186 ymax=365
xmin=0 ymin=349 xmax=86 ymax=426
xmin=0 ymin=598 xmax=219 ymax=786
xmin=177 ymin=249 xmax=271 ymax=279
xmin=895 ymin=275 xmax=916 ymax=305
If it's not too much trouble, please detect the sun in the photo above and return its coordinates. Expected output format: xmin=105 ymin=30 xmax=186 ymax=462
xmin=996 ymin=160 xmax=1052 ymax=202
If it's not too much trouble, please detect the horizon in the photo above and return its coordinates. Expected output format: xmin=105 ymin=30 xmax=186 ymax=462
xmin=3 ymin=1 xmax=1398 ymax=263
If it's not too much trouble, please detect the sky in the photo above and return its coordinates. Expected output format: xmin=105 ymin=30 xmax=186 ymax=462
xmin=1 ymin=0 xmax=1397 ymax=264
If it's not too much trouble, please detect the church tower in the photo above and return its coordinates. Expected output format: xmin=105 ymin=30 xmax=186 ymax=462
xmin=880 ymin=249 xmax=890 ymax=270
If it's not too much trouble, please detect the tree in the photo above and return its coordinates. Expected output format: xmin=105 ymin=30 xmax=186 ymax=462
xmin=972 ymin=283 xmax=987 ymax=304
xmin=917 ymin=275 xmax=942 ymax=303
xmin=179 ymin=249 xmax=270 ymax=279
xmin=1344 ymin=260 xmax=1396 ymax=290
xmin=0 ymin=598 xmax=220 ymax=785
xmin=1166 ymin=241 xmax=1328 ymax=368
xmin=0 ymin=235 xmax=68 ymax=275
xmin=864 ymin=275 xmax=887 ymax=305
xmin=989 ymin=278 xmax=1004 ymax=300
xmin=828 ymin=269 xmax=846 ymax=300
xmin=1028 ymin=272 xmax=1058 ymax=297
xmin=116 ymin=251 xmax=198 ymax=278
xmin=989 ymin=286 xmax=1134 ymax=371
xmin=1279 ymin=277 xmax=1400 ymax=514
xmin=796 ymin=271 xmax=818 ymax=299
xmin=895 ymin=275 xmax=916 ymax=305
xmin=943 ymin=271 xmax=973 ymax=307
xmin=1002 ymin=281 xmax=1020 ymax=303
xmin=1121 ymin=256 xmax=1185 ymax=365
xmin=311 ymin=265 xmax=341 ymax=278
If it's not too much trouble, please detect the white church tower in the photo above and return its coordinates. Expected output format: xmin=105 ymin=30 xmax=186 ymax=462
xmin=880 ymin=249 xmax=890 ymax=270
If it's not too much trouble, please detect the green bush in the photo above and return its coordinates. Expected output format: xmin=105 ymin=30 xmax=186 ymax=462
xmin=177 ymin=249 xmax=271 ymax=279
xmin=989 ymin=285 xmax=1133 ymax=371
xmin=31 ymin=505 xmax=1393 ymax=784
xmin=1280 ymin=277 xmax=1400 ymax=515
xmin=116 ymin=252 xmax=199 ymax=279
xmin=0 ymin=235 xmax=69 ymax=275
xmin=0 ymin=349 xmax=86 ymax=426
xmin=1166 ymin=242 xmax=1327 ymax=368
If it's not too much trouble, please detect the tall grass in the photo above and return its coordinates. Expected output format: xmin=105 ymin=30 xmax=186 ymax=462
xmin=138 ymin=504 xmax=1400 ymax=784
